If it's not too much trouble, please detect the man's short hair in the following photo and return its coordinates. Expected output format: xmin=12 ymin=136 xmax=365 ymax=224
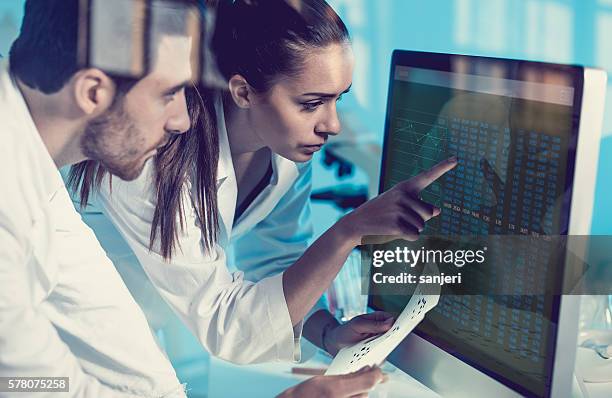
xmin=10 ymin=0 xmax=81 ymax=94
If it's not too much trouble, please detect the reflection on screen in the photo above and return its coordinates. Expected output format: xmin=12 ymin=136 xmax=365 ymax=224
xmin=373 ymin=61 xmax=581 ymax=397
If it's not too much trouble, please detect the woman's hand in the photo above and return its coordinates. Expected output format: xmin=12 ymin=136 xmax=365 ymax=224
xmin=277 ymin=366 xmax=387 ymax=398
xmin=337 ymin=157 xmax=457 ymax=245
xmin=325 ymin=312 xmax=395 ymax=356
xmin=282 ymin=157 xmax=457 ymax=326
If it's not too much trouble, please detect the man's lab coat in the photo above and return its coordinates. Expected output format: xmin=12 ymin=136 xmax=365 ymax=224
xmin=0 ymin=61 xmax=185 ymax=397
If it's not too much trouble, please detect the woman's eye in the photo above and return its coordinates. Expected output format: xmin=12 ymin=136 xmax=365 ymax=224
xmin=164 ymin=87 xmax=184 ymax=102
xmin=336 ymin=94 xmax=344 ymax=102
xmin=164 ymin=94 xmax=176 ymax=102
xmin=301 ymin=101 xmax=324 ymax=111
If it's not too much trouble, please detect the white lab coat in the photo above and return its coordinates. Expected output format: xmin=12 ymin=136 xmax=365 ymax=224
xmin=90 ymin=97 xmax=324 ymax=365
xmin=0 ymin=61 xmax=185 ymax=397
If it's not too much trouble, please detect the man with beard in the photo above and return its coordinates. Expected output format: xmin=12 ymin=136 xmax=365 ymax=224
xmin=0 ymin=1 xmax=387 ymax=397
xmin=0 ymin=0 xmax=192 ymax=396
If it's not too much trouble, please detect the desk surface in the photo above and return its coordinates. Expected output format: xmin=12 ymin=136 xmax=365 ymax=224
xmin=208 ymin=347 xmax=441 ymax=398
xmin=207 ymin=344 xmax=612 ymax=398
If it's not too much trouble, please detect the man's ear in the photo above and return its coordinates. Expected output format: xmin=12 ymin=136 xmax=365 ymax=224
xmin=73 ymin=69 xmax=116 ymax=115
xmin=228 ymin=74 xmax=254 ymax=109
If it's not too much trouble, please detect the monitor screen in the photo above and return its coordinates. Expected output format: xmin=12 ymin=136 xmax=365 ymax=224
xmin=369 ymin=51 xmax=584 ymax=398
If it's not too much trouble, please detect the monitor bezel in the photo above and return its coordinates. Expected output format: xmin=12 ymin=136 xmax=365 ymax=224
xmin=370 ymin=49 xmax=599 ymax=398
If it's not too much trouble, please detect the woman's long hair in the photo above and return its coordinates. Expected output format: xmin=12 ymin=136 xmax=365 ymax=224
xmin=68 ymin=85 xmax=219 ymax=260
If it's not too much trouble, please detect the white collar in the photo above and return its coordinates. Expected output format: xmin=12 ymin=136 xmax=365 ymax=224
xmin=215 ymin=95 xmax=234 ymax=184
xmin=1 ymin=60 xmax=64 ymax=201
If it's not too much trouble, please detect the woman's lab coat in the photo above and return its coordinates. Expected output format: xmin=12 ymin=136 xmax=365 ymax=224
xmin=88 ymin=99 xmax=323 ymax=365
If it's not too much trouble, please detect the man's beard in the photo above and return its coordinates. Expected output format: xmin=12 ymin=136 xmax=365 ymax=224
xmin=81 ymin=100 xmax=153 ymax=181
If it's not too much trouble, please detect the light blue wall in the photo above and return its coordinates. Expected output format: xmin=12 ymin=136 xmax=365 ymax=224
xmin=329 ymin=0 xmax=612 ymax=234
xmin=0 ymin=2 xmax=23 ymax=58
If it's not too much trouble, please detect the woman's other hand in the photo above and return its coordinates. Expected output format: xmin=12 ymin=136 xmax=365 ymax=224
xmin=324 ymin=311 xmax=395 ymax=356
xmin=277 ymin=366 xmax=387 ymax=398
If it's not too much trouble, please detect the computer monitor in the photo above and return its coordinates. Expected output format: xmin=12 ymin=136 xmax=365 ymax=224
xmin=369 ymin=50 xmax=606 ymax=398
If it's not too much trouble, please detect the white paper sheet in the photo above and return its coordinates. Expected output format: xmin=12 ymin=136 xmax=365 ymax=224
xmin=326 ymin=262 xmax=441 ymax=375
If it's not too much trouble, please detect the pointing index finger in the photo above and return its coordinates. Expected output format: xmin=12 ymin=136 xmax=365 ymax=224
xmin=409 ymin=156 xmax=457 ymax=192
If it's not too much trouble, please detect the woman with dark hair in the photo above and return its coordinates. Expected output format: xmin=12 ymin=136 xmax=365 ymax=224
xmin=71 ymin=0 xmax=455 ymax=395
